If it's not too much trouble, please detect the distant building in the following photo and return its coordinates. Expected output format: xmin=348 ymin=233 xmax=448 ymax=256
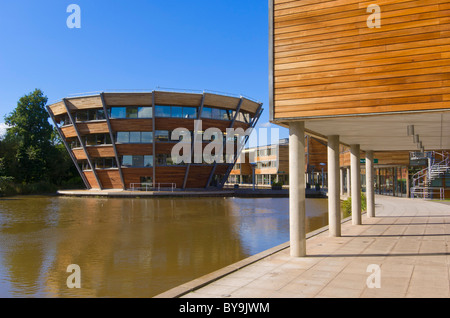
xmin=47 ymin=91 xmax=262 ymax=190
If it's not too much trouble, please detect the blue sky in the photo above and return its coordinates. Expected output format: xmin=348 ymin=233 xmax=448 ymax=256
xmin=0 ymin=0 xmax=288 ymax=139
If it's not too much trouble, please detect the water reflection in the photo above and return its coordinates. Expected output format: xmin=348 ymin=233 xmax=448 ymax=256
xmin=0 ymin=196 xmax=329 ymax=297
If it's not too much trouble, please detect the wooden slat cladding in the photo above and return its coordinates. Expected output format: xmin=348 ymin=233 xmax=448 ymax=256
xmin=155 ymin=167 xmax=187 ymax=188
xmin=77 ymin=122 xmax=109 ymax=135
xmin=103 ymin=93 xmax=153 ymax=106
xmin=84 ymin=171 xmax=100 ymax=189
xmin=110 ymin=119 xmax=153 ymax=132
xmin=87 ymin=146 xmax=116 ymax=158
xmin=122 ymin=168 xmax=153 ymax=188
xmin=185 ymin=166 xmax=214 ymax=188
xmin=116 ymin=144 xmax=153 ymax=156
xmin=154 ymin=91 xmax=203 ymax=107
xmin=49 ymin=101 xmax=67 ymax=116
xmin=272 ymin=0 xmax=450 ymax=120
xmin=65 ymin=96 xmax=103 ymax=110
xmin=97 ymin=170 xmax=123 ymax=189
xmin=61 ymin=126 xmax=77 ymax=138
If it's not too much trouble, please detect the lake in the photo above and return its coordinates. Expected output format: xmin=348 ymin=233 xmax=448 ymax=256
xmin=0 ymin=195 xmax=328 ymax=297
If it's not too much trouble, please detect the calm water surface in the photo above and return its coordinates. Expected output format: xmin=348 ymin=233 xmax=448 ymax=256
xmin=0 ymin=195 xmax=328 ymax=297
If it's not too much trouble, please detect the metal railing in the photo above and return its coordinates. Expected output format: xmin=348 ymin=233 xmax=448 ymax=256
xmin=412 ymin=151 xmax=449 ymax=189
xmin=129 ymin=183 xmax=177 ymax=192
xmin=410 ymin=187 xmax=445 ymax=200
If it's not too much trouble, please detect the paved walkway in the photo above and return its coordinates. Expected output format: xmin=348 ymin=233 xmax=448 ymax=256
xmin=171 ymin=196 xmax=450 ymax=298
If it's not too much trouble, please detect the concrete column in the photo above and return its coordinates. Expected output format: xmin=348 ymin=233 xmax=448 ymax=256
xmin=366 ymin=151 xmax=375 ymax=218
xmin=350 ymin=144 xmax=361 ymax=225
xmin=340 ymin=168 xmax=344 ymax=196
xmin=346 ymin=167 xmax=351 ymax=197
xmin=327 ymin=135 xmax=341 ymax=237
xmin=289 ymin=122 xmax=306 ymax=257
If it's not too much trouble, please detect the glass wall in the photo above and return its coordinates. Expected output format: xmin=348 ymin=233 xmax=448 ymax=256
xmin=116 ymin=131 xmax=153 ymax=143
xmin=154 ymin=105 xmax=197 ymax=119
xmin=76 ymin=109 xmax=106 ymax=122
xmin=109 ymin=106 xmax=153 ymax=119
xmin=121 ymin=155 xmax=153 ymax=168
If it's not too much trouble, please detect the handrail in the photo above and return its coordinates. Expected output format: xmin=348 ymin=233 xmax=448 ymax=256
xmin=410 ymin=187 xmax=445 ymax=200
xmin=129 ymin=183 xmax=177 ymax=192
xmin=412 ymin=151 xmax=450 ymax=189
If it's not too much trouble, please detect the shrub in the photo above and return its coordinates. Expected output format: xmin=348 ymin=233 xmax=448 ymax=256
xmin=341 ymin=192 xmax=367 ymax=218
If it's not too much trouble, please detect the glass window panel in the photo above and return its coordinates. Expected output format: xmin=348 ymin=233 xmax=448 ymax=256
xmin=130 ymin=132 xmax=141 ymax=143
xmin=97 ymin=109 xmax=106 ymax=120
xmin=133 ymin=155 xmax=144 ymax=167
xmin=220 ymin=109 xmax=228 ymax=120
xmin=88 ymin=110 xmax=97 ymax=121
xmin=155 ymin=130 xmax=169 ymax=142
xmin=212 ymin=108 xmax=221 ymax=120
xmin=105 ymin=134 xmax=112 ymax=144
xmin=202 ymin=107 xmax=212 ymax=119
xmin=183 ymin=107 xmax=197 ymax=119
xmin=86 ymin=135 xmax=97 ymax=146
xmin=156 ymin=154 xmax=166 ymax=165
xmin=166 ymin=155 xmax=175 ymax=166
xmin=122 ymin=156 xmax=133 ymax=167
xmin=110 ymin=107 xmax=126 ymax=119
xmin=126 ymin=107 xmax=139 ymax=119
xmin=141 ymin=132 xmax=153 ymax=143
xmin=171 ymin=106 xmax=183 ymax=118
xmin=97 ymin=134 xmax=106 ymax=145
xmin=138 ymin=107 xmax=152 ymax=118
xmin=144 ymin=155 xmax=153 ymax=167
xmin=155 ymin=106 xmax=171 ymax=117
xmin=116 ymin=132 xmax=129 ymax=143
xmin=76 ymin=110 xmax=88 ymax=122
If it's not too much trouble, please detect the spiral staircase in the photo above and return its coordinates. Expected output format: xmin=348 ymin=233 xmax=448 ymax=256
xmin=410 ymin=151 xmax=449 ymax=200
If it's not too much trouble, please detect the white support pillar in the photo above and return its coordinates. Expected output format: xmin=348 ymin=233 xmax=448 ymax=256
xmin=351 ymin=144 xmax=362 ymax=225
xmin=289 ymin=121 xmax=306 ymax=257
xmin=366 ymin=151 xmax=375 ymax=218
xmin=327 ymin=135 xmax=341 ymax=237
xmin=346 ymin=167 xmax=351 ymax=197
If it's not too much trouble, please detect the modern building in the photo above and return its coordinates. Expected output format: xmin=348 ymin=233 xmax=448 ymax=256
xmin=270 ymin=0 xmax=450 ymax=256
xmin=47 ymin=91 xmax=262 ymax=190
xmin=228 ymin=135 xmax=329 ymax=187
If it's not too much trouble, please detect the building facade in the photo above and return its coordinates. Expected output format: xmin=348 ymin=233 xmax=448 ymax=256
xmin=47 ymin=91 xmax=262 ymax=190
xmin=269 ymin=0 xmax=450 ymax=256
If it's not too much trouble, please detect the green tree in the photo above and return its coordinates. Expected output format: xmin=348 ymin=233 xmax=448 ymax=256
xmin=4 ymin=89 xmax=53 ymax=183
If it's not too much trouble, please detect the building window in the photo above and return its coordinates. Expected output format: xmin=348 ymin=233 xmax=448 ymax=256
xmin=155 ymin=106 xmax=171 ymax=117
xmin=183 ymin=107 xmax=197 ymax=119
xmin=156 ymin=154 xmax=184 ymax=166
xmin=110 ymin=107 xmax=127 ymax=119
xmin=155 ymin=130 xmax=170 ymax=142
xmin=115 ymin=131 xmax=153 ymax=143
xmin=121 ymin=155 xmax=153 ymax=168
xmin=76 ymin=109 xmax=106 ymax=122
xmin=95 ymin=158 xmax=117 ymax=169
xmin=138 ymin=107 xmax=152 ymax=118
xmin=202 ymin=107 xmax=212 ymax=119
xmin=155 ymin=105 xmax=198 ymax=119
xmin=109 ymin=106 xmax=152 ymax=119
xmin=84 ymin=134 xmax=112 ymax=146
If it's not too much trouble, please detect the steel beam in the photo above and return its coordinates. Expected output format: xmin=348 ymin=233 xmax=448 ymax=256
xmin=63 ymin=98 xmax=103 ymax=190
xmin=46 ymin=105 xmax=90 ymax=189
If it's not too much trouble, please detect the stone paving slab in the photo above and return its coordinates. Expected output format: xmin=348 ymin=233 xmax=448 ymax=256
xmin=164 ymin=195 xmax=450 ymax=298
